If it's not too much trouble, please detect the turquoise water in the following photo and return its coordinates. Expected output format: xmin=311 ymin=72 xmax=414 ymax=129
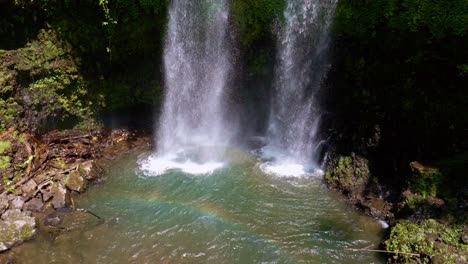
xmin=11 ymin=149 xmax=384 ymax=263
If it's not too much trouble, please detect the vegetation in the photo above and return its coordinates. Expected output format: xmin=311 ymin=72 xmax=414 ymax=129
xmin=385 ymin=219 xmax=467 ymax=263
xmin=0 ymin=1 xmax=466 ymax=262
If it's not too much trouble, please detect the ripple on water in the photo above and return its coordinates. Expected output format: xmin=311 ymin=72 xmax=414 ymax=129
xmin=9 ymin=149 xmax=385 ymax=264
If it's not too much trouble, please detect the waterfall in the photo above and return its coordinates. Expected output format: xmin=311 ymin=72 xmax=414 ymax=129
xmin=261 ymin=0 xmax=337 ymax=177
xmin=140 ymin=0 xmax=234 ymax=175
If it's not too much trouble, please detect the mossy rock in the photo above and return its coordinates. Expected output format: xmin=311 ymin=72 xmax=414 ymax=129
xmin=64 ymin=170 xmax=87 ymax=193
xmin=325 ymin=153 xmax=371 ymax=198
xmin=385 ymin=219 xmax=468 ymax=263
xmin=409 ymin=162 xmax=446 ymax=199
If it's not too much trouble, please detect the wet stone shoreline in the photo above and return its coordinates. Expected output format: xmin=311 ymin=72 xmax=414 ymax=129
xmin=0 ymin=128 xmax=151 ymax=255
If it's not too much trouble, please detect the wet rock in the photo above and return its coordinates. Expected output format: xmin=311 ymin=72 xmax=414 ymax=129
xmin=20 ymin=179 xmax=37 ymax=194
xmin=8 ymin=196 xmax=24 ymax=210
xmin=65 ymin=170 xmax=87 ymax=192
xmin=24 ymin=197 xmax=44 ymax=212
xmin=43 ymin=211 xmax=63 ymax=226
xmin=79 ymin=160 xmax=101 ymax=181
xmin=324 ymin=153 xmax=370 ymax=198
xmin=0 ymin=209 xmax=36 ymax=252
xmin=358 ymin=198 xmax=393 ymax=220
xmin=50 ymin=183 xmax=71 ymax=209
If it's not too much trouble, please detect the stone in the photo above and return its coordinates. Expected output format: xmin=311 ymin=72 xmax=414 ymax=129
xmin=21 ymin=179 xmax=37 ymax=194
xmin=0 ymin=209 xmax=36 ymax=252
xmin=24 ymin=197 xmax=44 ymax=212
xmin=41 ymin=188 xmax=53 ymax=202
xmin=8 ymin=196 xmax=24 ymax=210
xmin=33 ymin=173 xmax=48 ymax=185
xmin=79 ymin=160 xmax=102 ymax=180
xmin=44 ymin=212 xmax=63 ymax=226
xmin=0 ymin=194 xmax=8 ymax=214
xmin=50 ymin=183 xmax=71 ymax=209
xmin=65 ymin=170 xmax=87 ymax=192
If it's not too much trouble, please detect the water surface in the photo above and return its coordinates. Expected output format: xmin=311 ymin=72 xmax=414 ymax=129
xmin=11 ymin=149 xmax=384 ymax=263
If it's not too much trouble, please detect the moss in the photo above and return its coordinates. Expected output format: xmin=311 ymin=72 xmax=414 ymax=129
xmin=0 ymin=141 xmax=11 ymax=154
xmin=385 ymin=219 xmax=467 ymax=263
xmin=0 ymin=156 xmax=11 ymax=170
xmin=18 ymin=224 xmax=34 ymax=240
xmin=0 ymin=29 xmax=101 ymax=132
xmin=410 ymin=163 xmax=446 ymax=198
xmin=325 ymin=154 xmax=370 ymax=197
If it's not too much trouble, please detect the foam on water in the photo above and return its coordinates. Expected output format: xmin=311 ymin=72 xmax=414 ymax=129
xmin=139 ymin=153 xmax=224 ymax=176
xmin=258 ymin=145 xmax=323 ymax=178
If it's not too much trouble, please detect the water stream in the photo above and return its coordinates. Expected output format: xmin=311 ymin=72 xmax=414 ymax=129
xmin=262 ymin=0 xmax=337 ymax=176
xmin=11 ymin=149 xmax=384 ymax=263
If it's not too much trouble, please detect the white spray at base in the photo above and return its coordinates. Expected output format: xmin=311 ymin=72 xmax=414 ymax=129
xmin=139 ymin=0 xmax=234 ymax=176
xmin=260 ymin=0 xmax=337 ymax=177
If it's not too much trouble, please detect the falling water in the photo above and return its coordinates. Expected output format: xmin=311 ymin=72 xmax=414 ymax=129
xmin=140 ymin=0 xmax=234 ymax=175
xmin=261 ymin=0 xmax=337 ymax=177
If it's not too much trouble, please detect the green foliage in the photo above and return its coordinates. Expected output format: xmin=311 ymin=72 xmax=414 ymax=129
xmin=330 ymin=0 xmax=468 ymax=174
xmin=232 ymin=0 xmax=284 ymax=46
xmin=410 ymin=167 xmax=444 ymax=198
xmin=0 ymin=29 xmax=101 ymax=131
xmin=325 ymin=154 xmax=370 ymax=197
xmin=0 ymin=156 xmax=11 ymax=170
xmin=385 ymin=219 xmax=467 ymax=263
xmin=0 ymin=141 xmax=11 ymax=155
xmin=0 ymin=141 xmax=12 ymax=169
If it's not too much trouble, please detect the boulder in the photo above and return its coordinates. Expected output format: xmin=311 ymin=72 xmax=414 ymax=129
xmin=24 ymin=197 xmax=44 ymax=212
xmin=65 ymin=170 xmax=87 ymax=192
xmin=50 ymin=183 xmax=71 ymax=209
xmin=0 ymin=194 xmax=8 ymax=214
xmin=0 ymin=209 xmax=36 ymax=252
xmin=41 ymin=188 xmax=53 ymax=202
xmin=324 ymin=153 xmax=371 ymax=198
xmin=79 ymin=160 xmax=102 ymax=181
xmin=20 ymin=179 xmax=37 ymax=195
xmin=8 ymin=196 xmax=24 ymax=210
xmin=44 ymin=212 xmax=63 ymax=227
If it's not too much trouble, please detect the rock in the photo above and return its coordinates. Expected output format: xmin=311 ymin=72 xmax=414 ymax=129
xmin=24 ymin=197 xmax=44 ymax=212
xmin=79 ymin=160 xmax=102 ymax=181
xmin=65 ymin=170 xmax=87 ymax=192
xmin=0 ymin=194 xmax=8 ymax=214
xmin=324 ymin=153 xmax=371 ymax=198
xmin=44 ymin=212 xmax=63 ymax=226
xmin=50 ymin=183 xmax=71 ymax=209
xmin=8 ymin=196 xmax=24 ymax=210
xmin=20 ymin=179 xmax=37 ymax=194
xmin=0 ymin=209 xmax=36 ymax=252
xmin=33 ymin=173 xmax=48 ymax=185
xmin=41 ymin=188 xmax=53 ymax=202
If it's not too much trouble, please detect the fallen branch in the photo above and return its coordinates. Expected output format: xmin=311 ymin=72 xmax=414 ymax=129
xmin=344 ymin=247 xmax=421 ymax=257
xmin=76 ymin=208 xmax=104 ymax=222
xmin=32 ymin=180 xmax=52 ymax=197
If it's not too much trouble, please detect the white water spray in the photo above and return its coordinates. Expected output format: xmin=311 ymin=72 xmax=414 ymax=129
xmin=140 ymin=0 xmax=234 ymax=176
xmin=261 ymin=0 xmax=337 ymax=177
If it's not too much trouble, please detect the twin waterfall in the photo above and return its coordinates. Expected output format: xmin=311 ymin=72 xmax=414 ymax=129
xmin=261 ymin=0 xmax=337 ymax=176
xmin=157 ymin=0 xmax=233 ymax=154
xmin=141 ymin=0 xmax=337 ymax=176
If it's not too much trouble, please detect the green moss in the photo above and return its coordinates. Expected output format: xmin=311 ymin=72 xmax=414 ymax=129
xmin=0 ymin=29 xmax=100 ymax=131
xmin=0 ymin=141 xmax=11 ymax=154
xmin=410 ymin=166 xmax=445 ymax=198
xmin=385 ymin=219 xmax=467 ymax=263
xmin=0 ymin=156 xmax=11 ymax=170
xmin=18 ymin=224 xmax=34 ymax=240
xmin=325 ymin=154 xmax=371 ymax=197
